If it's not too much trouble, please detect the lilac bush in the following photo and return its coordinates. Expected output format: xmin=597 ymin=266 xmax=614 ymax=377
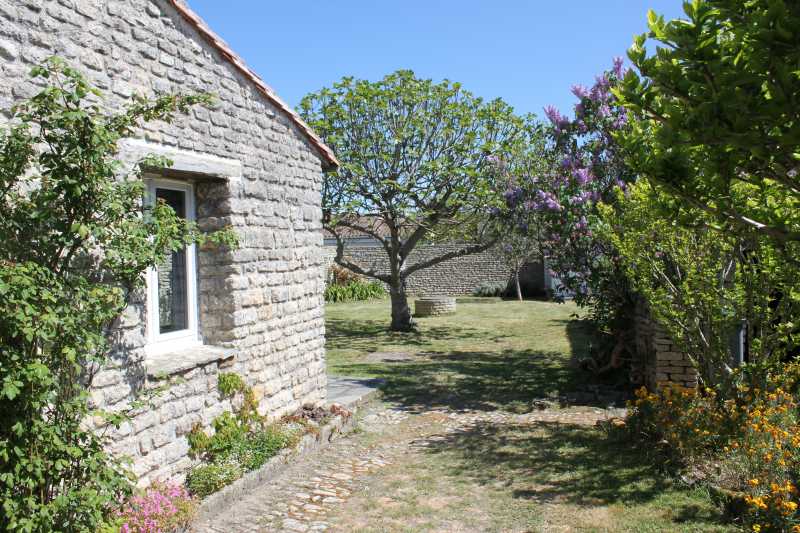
xmin=512 ymin=59 xmax=637 ymax=338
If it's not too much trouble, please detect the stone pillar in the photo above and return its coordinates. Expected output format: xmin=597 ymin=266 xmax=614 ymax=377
xmin=634 ymin=300 xmax=698 ymax=390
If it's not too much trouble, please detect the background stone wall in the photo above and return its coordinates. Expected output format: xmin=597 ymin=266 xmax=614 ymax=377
xmin=1 ymin=0 xmax=327 ymax=484
xmin=323 ymin=244 xmax=545 ymax=296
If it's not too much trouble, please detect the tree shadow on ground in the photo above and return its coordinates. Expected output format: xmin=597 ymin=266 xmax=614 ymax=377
xmin=326 ymin=318 xmax=505 ymax=355
xmin=422 ymin=420 xmax=731 ymax=529
xmin=338 ymin=348 xmax=584 ymax=412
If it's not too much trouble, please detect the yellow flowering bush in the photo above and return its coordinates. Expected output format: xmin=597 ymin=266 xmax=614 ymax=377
xmin=626 ymin=364 xmax=800 ymax=532
xmin=729 ymin=386 xmax=800 ymax=532
xmin=627 ymin=384 xmax=733 ymax=458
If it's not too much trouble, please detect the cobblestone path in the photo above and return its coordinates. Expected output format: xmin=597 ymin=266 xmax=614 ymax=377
xmin=192 ymin=402 xmax=622 ymax=533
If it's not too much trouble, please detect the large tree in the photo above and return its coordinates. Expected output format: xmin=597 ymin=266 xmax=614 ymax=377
xmin=615 ymin=0 xmax=800 ymax=245
xmin=300 ymin=70 xmax=526 ymax=331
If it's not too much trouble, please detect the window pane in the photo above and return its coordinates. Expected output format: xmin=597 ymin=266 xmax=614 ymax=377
xmin=156 ymin=188 xmax=188 ymax=334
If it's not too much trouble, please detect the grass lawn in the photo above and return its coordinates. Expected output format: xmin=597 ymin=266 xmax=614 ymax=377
xmin=324 ymin=298 xmax=737 ymax=532
xmin=326 ymin=297 xmax=594 ymax=411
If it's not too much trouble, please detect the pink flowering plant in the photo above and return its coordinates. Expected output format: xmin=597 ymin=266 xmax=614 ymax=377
xmin=104 ymin=481 xmax=197 ymax=533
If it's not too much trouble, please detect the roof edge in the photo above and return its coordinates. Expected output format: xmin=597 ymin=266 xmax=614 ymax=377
xmin=166 ymin=0 xmax=339 ymax=170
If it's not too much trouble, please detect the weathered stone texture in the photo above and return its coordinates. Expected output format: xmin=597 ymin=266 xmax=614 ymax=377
xmin=414 ymin=296 xmax=456 ymax=317
xmin=323 ymin=244 xmax=543 ymax=296
xmin=0 ymin=0 xmax=327 ymax=484
xmin=634 ymin=301 xmax=698 ymax=390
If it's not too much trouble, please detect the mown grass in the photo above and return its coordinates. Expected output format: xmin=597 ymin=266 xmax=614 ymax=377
xmin=325 ymin=298 xmax=737 ymax=531
xmin=326 ymin=297 xmax=594 ymax=411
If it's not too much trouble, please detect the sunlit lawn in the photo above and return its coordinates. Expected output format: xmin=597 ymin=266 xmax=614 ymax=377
xmin=326 ymin=297 xmax=591 ymax=411
xmin=324 ymin=298 xmax=737 ymax=531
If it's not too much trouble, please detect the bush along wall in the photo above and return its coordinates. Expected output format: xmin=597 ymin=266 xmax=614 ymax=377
xmin=185 ymin=373 xmax=300 ymax=497
xmin=324 ymin=265 xmax=385 ymax=303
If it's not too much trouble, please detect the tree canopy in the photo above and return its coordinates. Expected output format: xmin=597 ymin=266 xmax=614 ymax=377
xmin=300 ymin=70 xmax=529 ymax=330
xmin=615 ymin=0 xmax=800 ymax=244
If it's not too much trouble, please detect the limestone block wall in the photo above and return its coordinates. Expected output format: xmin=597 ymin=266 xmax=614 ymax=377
xmin=1 ymin=0 xmax=328 ymax=484
xmin=323 ymin=244 xmax=545 ymax=296
xmin=634 ymin=301 xmax=698 ymax=390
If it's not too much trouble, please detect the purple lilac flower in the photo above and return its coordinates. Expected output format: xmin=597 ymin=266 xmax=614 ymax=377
xmin=561 ymin=156 xmax=579 ymax=169
xmin=612 ymin=56 xmax=625 ymax=78
xmin=504 ymin=186 xmax=523 ymax=207
xmin=569 ymin=191 xmax=593 ymax=206
xmin=572 ymin=168 xmax=592 ymax=186
xmin=571 ymin=84 xmax=589 ymax=100
xmin=534 ymin=190 xmax=562 ymax=211
xmin=543 ymin=105 xmax=569 ymax=130
xmin=598 ymin=104 xmax=611 ymax=118
xmin=589 ymin=75 xmax=610 ymax=103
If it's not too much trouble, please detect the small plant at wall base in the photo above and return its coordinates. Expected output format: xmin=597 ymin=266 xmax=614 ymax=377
xmin=100 ymin=482 xmax=197 ymax=533
xmin=0 ymin=58 xmax=234 ymax=532
xmin=472 ymin=281 xmax=508 ymax=298
xmin=324 ymin=264 xmax=385 ymax=303
xmin=186 ymin=373 xmax=298 ymax=497
xmin=324 ymin=280 xmax=386 ymax=303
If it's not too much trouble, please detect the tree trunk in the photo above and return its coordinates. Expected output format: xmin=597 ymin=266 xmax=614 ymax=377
xmin=514 ymin=269 xmax=523 ymax=301
xmin=389 ymin=281 xmax=415 ymax=332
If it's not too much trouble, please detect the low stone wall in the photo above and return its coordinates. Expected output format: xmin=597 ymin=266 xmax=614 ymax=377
xmin=634 ymin=301 xmax=698 ymax=390
xmin=415 ymin=296 xmax=456 ymax=317
xmin=323 ymin=244 xmax=544 ymax=296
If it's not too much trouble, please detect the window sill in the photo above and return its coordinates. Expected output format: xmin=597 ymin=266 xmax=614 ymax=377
xmin=146 ymin=344 xmax=236 ymax=379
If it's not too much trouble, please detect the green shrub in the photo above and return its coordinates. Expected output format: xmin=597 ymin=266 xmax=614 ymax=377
xmin=324 ymin=279 xmax=386 ymax=303
xmin=472 ymin=281 xmax=508 ymax=297
xmin=187 ymin=373 xmax=298 ymax=497
xmin=185 ymin=462 xmax=243 ymax=498
xmin=217 ymin=372 xmax=247 ymax=397
xmin=228 ymin=427 xmax=296 ymax=471
xmin=0 ymin=59 xmax=226 ymax=532
xmin=626 ymin=364 xmax=800 ymax=532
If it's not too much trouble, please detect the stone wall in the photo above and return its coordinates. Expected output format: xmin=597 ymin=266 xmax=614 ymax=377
xmin=634 ymin=301 xmax=698 ymax=390
xmin=323 ymin=244 xmax=545 ymax=296
xmin=1 ymin=0 xmax=328 ymax=484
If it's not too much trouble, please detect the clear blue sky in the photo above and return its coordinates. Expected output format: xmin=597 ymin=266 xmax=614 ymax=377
xmin=187 ymin=1 xmax=686 ymax=118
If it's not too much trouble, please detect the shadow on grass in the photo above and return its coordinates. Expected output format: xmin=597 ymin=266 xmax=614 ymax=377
xmin=326 ymin=318 xmax=505 ymax=355
xmin=423 ymin=420 xmax=730 ymax=529
xmin=336 ymin=348 xmax=584 ymax=412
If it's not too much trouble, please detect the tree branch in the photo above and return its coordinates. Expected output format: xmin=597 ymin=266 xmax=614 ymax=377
xmin=332 ymin=233 xmax=391 ymax=283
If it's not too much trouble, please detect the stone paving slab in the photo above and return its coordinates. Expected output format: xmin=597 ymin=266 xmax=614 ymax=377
xmin=326 ymin=376 xmax=384 ymax=408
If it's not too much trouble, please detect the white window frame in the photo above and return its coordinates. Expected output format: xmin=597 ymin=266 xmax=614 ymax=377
xmin=144 ymin=178 xmax=201 ymax=356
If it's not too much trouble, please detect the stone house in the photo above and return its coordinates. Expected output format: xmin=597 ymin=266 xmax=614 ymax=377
xmin=0 ymin=0 xmax=338 ymax=484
